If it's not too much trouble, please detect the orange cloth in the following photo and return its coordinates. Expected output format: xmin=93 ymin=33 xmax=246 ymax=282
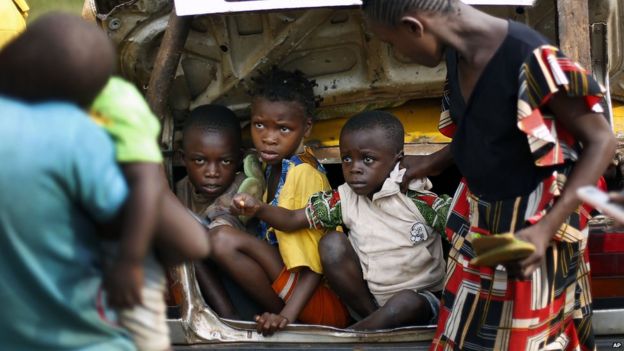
xmin=272 ymin=268 xmax=349 ymax=328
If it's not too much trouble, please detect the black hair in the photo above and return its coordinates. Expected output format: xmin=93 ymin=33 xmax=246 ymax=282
xmin=0 ymin=12 xmax=115 ymax=107
xmin=183 ymin=104 xmax=242 ymax=150
xmin=362 ymin=0 xmax=457 ymax=26
xmin=250 ymin=67 xmax=318 ymax=119
xmin=341 ymin=110 xmax=404 ymax=153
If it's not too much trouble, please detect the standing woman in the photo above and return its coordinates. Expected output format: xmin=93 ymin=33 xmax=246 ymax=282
xmin=361 ymin=1 xmax=615 ymax=350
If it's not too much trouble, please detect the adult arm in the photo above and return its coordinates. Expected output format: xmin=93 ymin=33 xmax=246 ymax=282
xmin=515 ymin=91 xmax=616 ymax=278
xmin=400 ymin=145 xmax=454 ymax=192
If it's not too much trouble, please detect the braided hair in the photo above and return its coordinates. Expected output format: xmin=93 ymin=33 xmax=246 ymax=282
xmin=362 ymin=0 xmax=457 ymax=26
xmin=250 ymin=67 xmax=318 ymax=119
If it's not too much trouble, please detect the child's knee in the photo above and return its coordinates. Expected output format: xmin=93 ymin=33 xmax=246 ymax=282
xmin=319 ymin=231 xmax=350 ymax=265
xmin=209 ymin=226 xmax=236 ymax=257
xmin=384 ymin=290 xmax=432 ymax=322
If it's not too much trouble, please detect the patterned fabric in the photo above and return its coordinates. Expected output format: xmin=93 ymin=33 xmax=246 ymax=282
xmin=305 ymin=189 xmax=451 ymax=241
xmin=432 ymin=44 xmax=603 ymax=351
xmin=259 ymin=147 xmax=326 ymax=245
xmin=517 ymin=45 xmax=605 ymax=167
xmin=431 ymin=173 xmax=595 ymax=351
xmin=440 ymin=45 xmax=605 ymax=165
xmin=305 ymin=190 xmax=343 ymax=229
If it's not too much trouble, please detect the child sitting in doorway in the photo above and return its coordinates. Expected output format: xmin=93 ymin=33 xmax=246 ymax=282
xmin=176 ymin=104 xmax=264 ymax=319
xmin=232 ymin=110 xmax=451 ymax=330
xmin=209 ymin=67 xmax=350 ymax=335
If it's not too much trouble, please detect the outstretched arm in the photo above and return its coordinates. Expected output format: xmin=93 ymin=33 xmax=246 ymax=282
xmin=231 ymin=193 xmax=309 ymax=232
xmin=515 ymin=91 xmax=616 ymax=278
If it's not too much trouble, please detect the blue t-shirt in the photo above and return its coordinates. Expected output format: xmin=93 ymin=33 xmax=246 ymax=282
xmin=0 ymin=97 xmax=134 ymax=350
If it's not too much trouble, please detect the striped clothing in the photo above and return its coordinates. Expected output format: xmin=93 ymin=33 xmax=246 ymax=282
xmin=431 ymin=22 xmax=604 ymax=351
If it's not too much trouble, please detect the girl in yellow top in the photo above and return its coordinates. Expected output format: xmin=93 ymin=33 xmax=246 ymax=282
xmin=209 ymin=68 xmax=349 ymax=335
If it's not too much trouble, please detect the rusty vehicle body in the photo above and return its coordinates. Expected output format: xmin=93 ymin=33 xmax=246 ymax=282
xmin=82 ymin=0 xmax=624 ymax=346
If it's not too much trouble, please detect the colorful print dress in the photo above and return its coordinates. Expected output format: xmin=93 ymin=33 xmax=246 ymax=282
xmin=430 ymin=21 xmax=605 ymax=351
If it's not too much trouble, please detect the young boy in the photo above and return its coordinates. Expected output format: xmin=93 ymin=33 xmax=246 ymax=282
xmin=209 ymin=68 xmax=350 ymax=335
xmin=176 ymin=104 xmax=263 ymax=318
xmin=0 ymin=13 xmax=209 ymax=351
xmin=233 ymin=110 xmax=451 ymax=330
xmin=177 ymin=104 xmax=248 ymax=231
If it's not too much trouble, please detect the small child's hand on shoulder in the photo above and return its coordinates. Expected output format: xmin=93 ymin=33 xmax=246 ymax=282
xmin=255 ymin=312 xmax=289 ymax=336
xmin=104 ymin=260 xmax=144 ymax=309
xmin=231 ymin=193 xmax=262 ymax=216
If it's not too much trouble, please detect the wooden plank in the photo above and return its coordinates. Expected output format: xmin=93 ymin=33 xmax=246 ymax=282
xmin=556 ymin=0 xmax=591 ymax=70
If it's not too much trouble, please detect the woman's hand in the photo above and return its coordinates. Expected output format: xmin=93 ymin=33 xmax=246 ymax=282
xmin=255 ymin=312 xmax=289 ymax=336
xmin=400 ymin=146 xmax=453 ymax=192
xmin=506 ymin=221 xmax=557 ymax=280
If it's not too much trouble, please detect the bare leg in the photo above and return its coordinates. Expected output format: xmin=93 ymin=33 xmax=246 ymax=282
xmin=210 ymin=225 xmax=284 ymax=313
xmin=194 ymin=260 xmax=238 ymax=319
xmin=350 ymin=290 xmax=434 ymax=330
xmin=319 ymin=231 xmax=377 ymax=317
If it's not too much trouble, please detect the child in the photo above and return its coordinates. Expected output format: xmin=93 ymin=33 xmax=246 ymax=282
xmin=176 ymin=104 xmax=260 ymax=319
xmin=90 ymin=75 xmax=210 ymax=351
xmin=233 ymin=111 xmax=451 ymax=330
xmin=209 ymin=67 xmax=350 ymax=335
xmin=177 ymin=104 xmax=248 ymax=231
xmin=361 ymin=0 xmax=616 ymax=350
xmin=0 ymin=13 xmax=133 ymax=350
xmin=0 ymin=13 xmax=210 ymax=351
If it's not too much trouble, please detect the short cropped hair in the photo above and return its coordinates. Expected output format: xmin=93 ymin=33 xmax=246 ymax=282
xmin=250 ymin=67 xmax=318 ymax=119
xmin=0 ymin=13 xmax=115 ymax=107
xmin=341 ymin=110 xmax=405 ymax=153
xmin=362 ymin=0 xmax=456 ymax=26
xmin=183 ymin=104 xmax=242 ymax=150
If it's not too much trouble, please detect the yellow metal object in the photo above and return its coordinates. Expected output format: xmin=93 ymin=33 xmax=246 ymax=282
xmin=0 ymin=0 xmax=28 ymax=49
xmin=308 ymin=99 xmax=451 ymax=147
xmin=613 ymin=101 xmax=624 ymax=140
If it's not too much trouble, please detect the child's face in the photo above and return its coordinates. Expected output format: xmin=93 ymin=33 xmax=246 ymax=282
xmin=182 ymin=129 xmax=240 ymax=200
xmin=367 ymin=20 xmax=443 ymax=68
xmin=250 ymin=98 xmax=312 ymax=165
xmin=340 ymin=128 xmax=401 ymax=197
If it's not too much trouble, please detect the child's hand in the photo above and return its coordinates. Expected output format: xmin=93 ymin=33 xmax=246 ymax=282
xmin=231 ymin=193 xmax=262 ymax=216
xmin=104 ymin=260 xmax=144 ymax=308
xmin=254 ymin=312 xmax=289 ymax=336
